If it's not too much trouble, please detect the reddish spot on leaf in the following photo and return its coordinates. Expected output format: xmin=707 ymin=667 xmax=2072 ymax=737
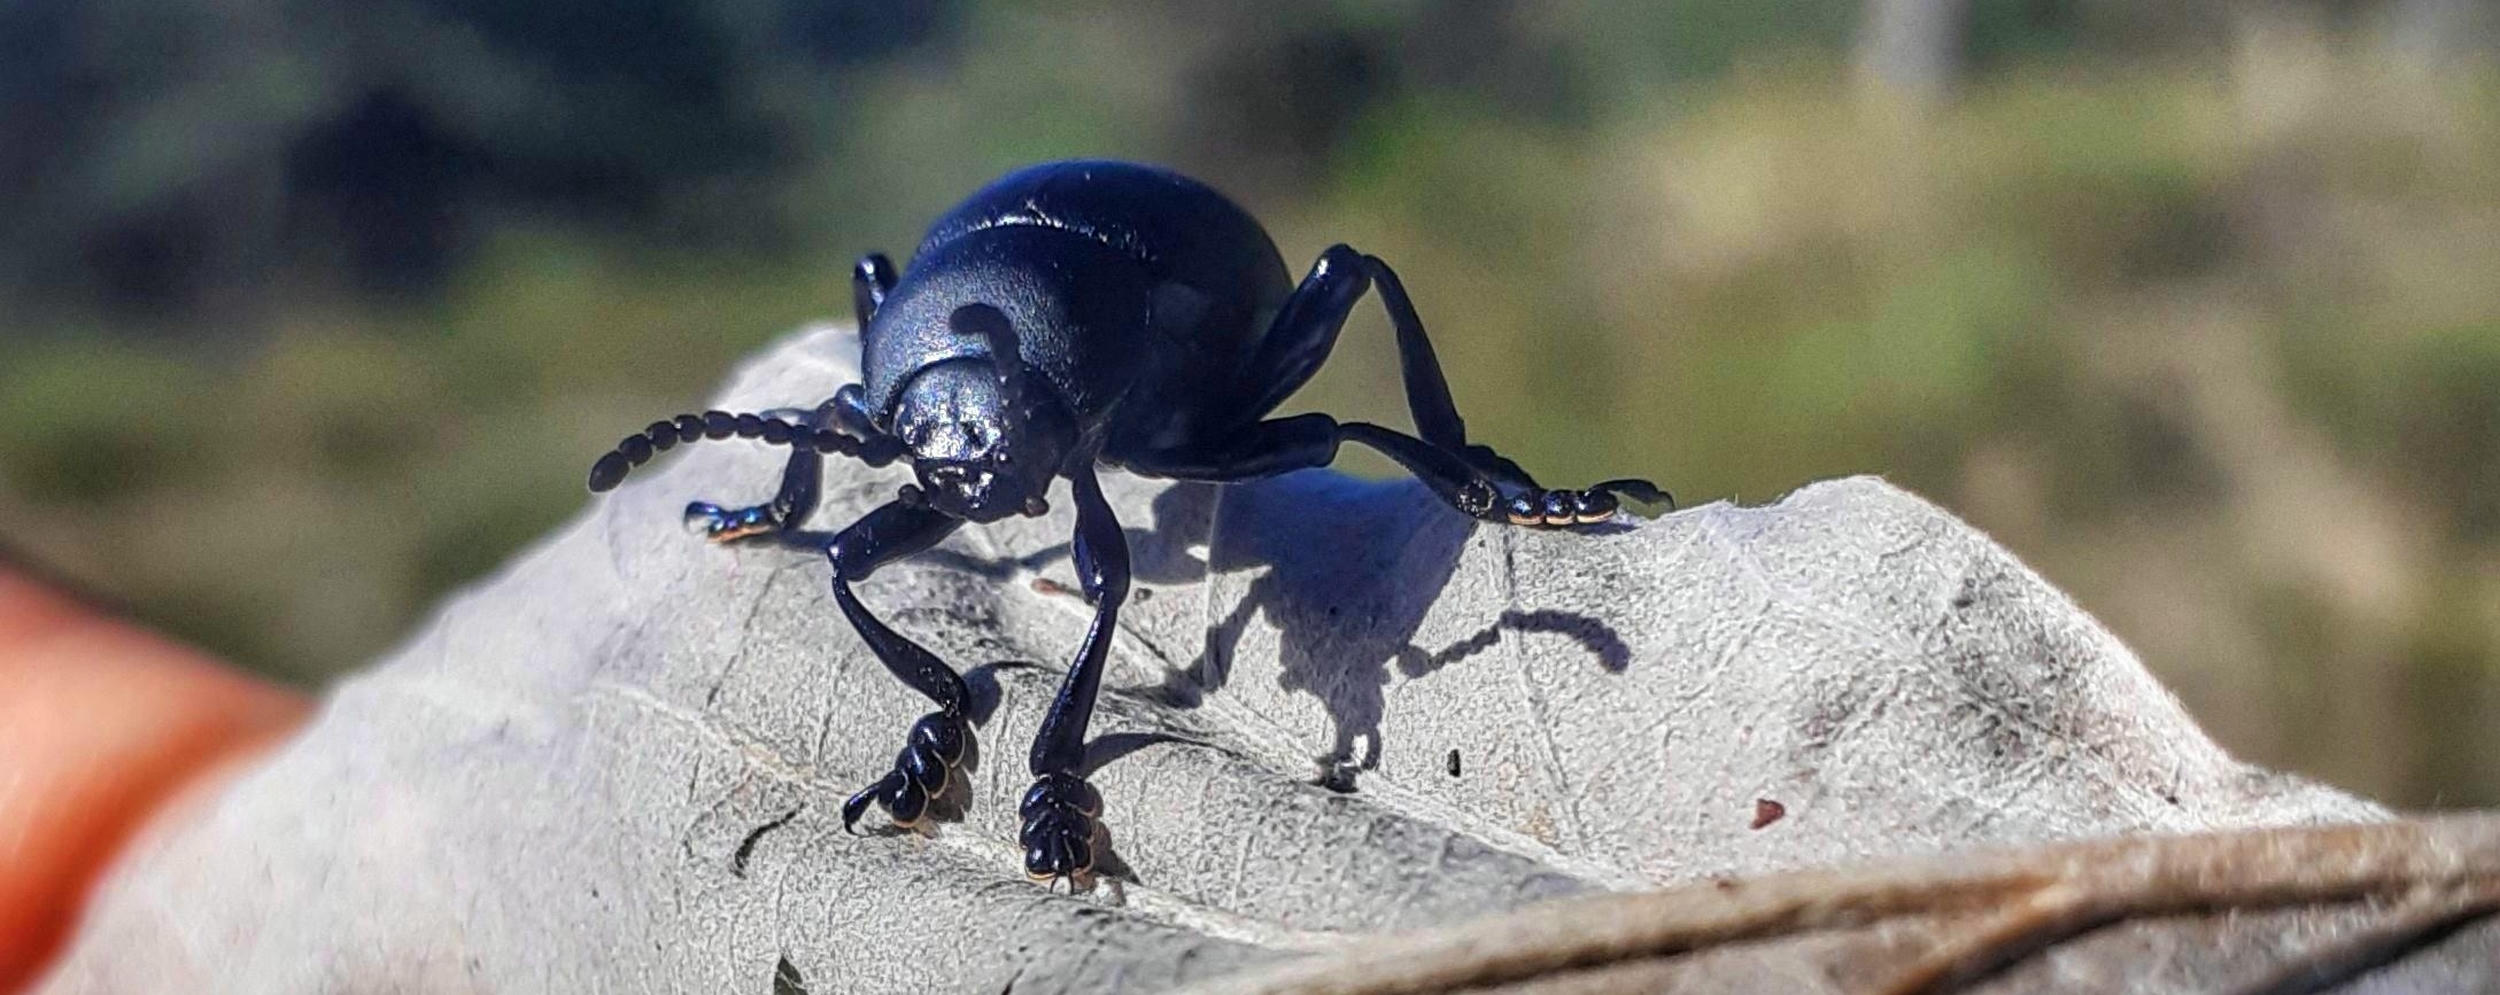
xmin=1751 ymin=798 xmax=1786 ymax=829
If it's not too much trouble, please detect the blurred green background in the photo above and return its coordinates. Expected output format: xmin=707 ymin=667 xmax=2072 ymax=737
xmin=2 ymin=0 xmax=2494 ymax=807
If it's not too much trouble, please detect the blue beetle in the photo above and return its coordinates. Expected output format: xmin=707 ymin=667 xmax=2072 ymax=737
xmin=588 ymin=160 xmax=1667 ymax=886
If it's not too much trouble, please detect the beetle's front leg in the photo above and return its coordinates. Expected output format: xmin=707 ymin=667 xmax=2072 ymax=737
xmin=1019 ymin=465 xmax=1128 ymax=886
xmin=822 ymin=498 xmax=975 ymax=833
xmin=683 ymin=385 xmax=887 ymax=542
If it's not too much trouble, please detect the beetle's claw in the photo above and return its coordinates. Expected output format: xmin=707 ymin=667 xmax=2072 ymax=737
xmin=841 ymin=772 xmax=903 ymax=835
xmin=1591 ymin=477 xmax=1674 ymax=510
xmin=843 ymin=712 xmax=969 ymax=833
xmin=683 ymin=501 xmax=782 ymax=542
xmin=1502 ymin=478 xmax=1672 ymax=528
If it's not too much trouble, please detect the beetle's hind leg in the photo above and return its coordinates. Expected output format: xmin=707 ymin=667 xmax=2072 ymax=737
xmin=1124 ymin=414 xmax=1649 ymax=529
xmin=1353 ymin=254 xmax=1675 ymax=522
xmin=1223 ymin=246 xmax=1672 ymax=525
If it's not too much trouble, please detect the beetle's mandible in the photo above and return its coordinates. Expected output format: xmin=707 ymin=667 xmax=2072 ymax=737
xmin=586 ymin=160 xmax=1670 ymax=887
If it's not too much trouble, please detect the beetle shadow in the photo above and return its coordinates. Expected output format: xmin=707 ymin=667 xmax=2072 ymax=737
xmin=1392 ymin=608 xmax=1635 ymax=679
xmin=1132 ymin=474 xmax=1637 ymax=791
xmin=895 ymin=473 xmax=1640 ymax=795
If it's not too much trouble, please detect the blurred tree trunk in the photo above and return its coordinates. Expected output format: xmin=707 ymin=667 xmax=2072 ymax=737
xmin=1855 ymin=0 xmax=1973 ymax=99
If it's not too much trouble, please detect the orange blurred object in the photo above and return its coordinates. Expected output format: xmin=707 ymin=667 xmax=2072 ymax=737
xmin=0 ymin=568 xmax=308 ymax=991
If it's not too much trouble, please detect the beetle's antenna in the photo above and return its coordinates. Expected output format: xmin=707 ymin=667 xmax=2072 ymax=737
xmin=586 ymin=410 xmax=905 ymax=493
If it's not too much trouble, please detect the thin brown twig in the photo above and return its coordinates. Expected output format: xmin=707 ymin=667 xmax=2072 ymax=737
xmin=2219 ymin=879 xmax=2500 ymax=995
xmin=1180 ymin=815 xmax=2500 ymax=995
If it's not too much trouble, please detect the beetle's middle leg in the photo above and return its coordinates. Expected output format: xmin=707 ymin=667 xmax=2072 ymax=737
xmin=682 ymin=253 xmax=900 ymax=542
xmin=681 ymin=387 xmax=889 ymax=542
xmin=1018 ymin=465 xmax=1129 ymax=887
xmin=829 ymin=498 xmax=976 ymax=833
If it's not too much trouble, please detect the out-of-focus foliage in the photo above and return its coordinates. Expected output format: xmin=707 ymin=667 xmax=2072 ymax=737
xmin=1 ymin=0 xmax=2495 ymax=808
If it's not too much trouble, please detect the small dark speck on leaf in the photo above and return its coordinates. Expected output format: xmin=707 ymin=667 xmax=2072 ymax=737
xmin=1951 ymin=593 xmax=1975 ymax=609
xmin=773 ymin=954 xmax=808 ymax=995
xmin=1031 ymin=577 xmax=1079 ymax=599
xmin=1751 ymin=798 xmax=1786 ymax=829
xmin=1446 ymin=749 xmax=1462 ymax=778
xmin=1713 ymin=877 xmax=1739 ymax=892
xmin=2164 ymin=792 xmax=2181 ymax=806
xmin=1133 ymin=586 xmax=1153 ymax=602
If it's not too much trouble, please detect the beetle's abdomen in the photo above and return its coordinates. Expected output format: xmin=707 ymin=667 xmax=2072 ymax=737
xmin=914 ymin=161 xmax=1289 ymax=303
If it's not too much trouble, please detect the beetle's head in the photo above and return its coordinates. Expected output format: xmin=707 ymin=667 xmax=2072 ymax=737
xmin=891 ymin=358 xmax=1069 ymax=523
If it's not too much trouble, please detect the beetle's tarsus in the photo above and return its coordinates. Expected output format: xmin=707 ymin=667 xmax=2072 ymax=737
xmin=683 ymin=501 xmax=781 ymax=542
xmin=842 ymin=711 xmax=969 ymax=832
xmin=1500 ymin=479 xmax=1672 ymax=528
xmin=1019 ymin=771 xmax=1101 ymax=884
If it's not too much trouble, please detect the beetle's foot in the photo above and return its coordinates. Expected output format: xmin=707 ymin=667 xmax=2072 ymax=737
xmin=683 ymin=501 xmax=785 ymax=543
xmin=1502 ymin=478 xmax=1674 ymax=527
xmin=840 ymin=712 xmax=969 ymax=833
xmin=1018 ymin=771 xmax=1101 ymax=888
